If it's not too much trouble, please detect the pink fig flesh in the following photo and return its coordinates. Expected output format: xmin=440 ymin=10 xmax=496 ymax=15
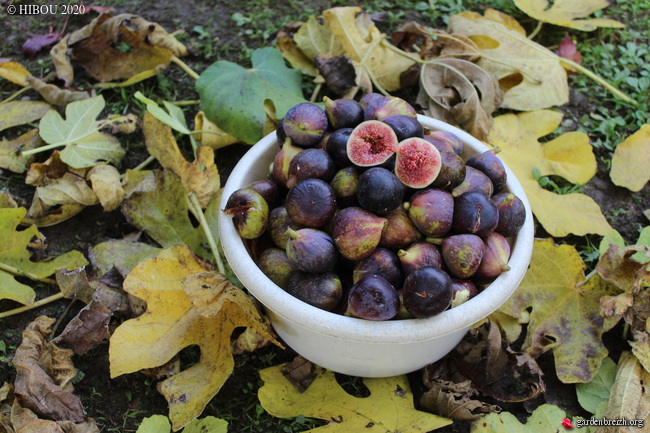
xmin=347 ymin=120 xmax=398 ymax=167
xmin=395 ymin=137 xmax=442 ymax=189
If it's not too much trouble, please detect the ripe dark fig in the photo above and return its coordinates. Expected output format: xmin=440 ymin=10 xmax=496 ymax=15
xmin=346 ymin=274 xmax=399 ymax=321
xmin=450 ymin=279 xmax=478 ymax=307
xmin=395 ymin=137 xmax=442 ymax=189
xmin=224 ymin=188 xmax=269 ymax=239
xmin=330 ymin=166 xmax=360 ymax=208
xmin=492 ymin=192 xmax=526 ymax=237
xmin=356 ymin=167 xmax=404 ymax=215
xmin=325 ymin=128 xmax=354 ymax=167
xmin=268 ymin=206 xmax=302 ymax=249
xmin=276 ymin=119 xmax=287 ymax=146
xmin=401 ymin=267 xmax=453 ymax=318
xmin=363 ymin=94 xmax=391 ymax=120
xmin=247 ymin=179 xmax=281 ymax=210
xmin=466 ymin=149 xmax=507 ymax=193
xmin=286 ymin=148 xmax=337 ymax=188
xmin=405 ymin=188 xmax=454 ymax=237
xmin=285 ymin=178 xmax=337 ymax=228
xmin=282 ymin=102 xmax=329 ymax=148
xmin=271 ymin=139 xmax=303 ymax=188
xmin=353 ymin=247 xmax=403 ymax=289
xmin=286 ymin=228 xmax=337 ymax=273
xmin=430 ymin=149 xmax=466 ymax=191
xmin=423 ymin=135 xmax=455 ymax=154
xmin=397 ymin=241 xmax=443 ymax=277
xmin=347 ymin=120 xmax=398 ymax=167
xmin=452 ymin=166 xmax=494 ymax=197
xmin=258 ymin=248 xmax=294 ymax=289
xmin=324 ymin=97 xmax=364 ymax=130
xmin=286 ymin=271 xmax=343 ymax=312
xmin=474 ymin=231 xmax=511 ymax=281
xmin=332 ymin=207 xmax=387 ymax=261
xmin=373 ymin=97 xmax=417 ymax=120
xmin=379 ymin=206 xmax=421 ymax=250
xmin=381 ymin=114 xmax=424 ymax=141
xmin=426 ymin=130 xmax=463 ymax=156
xmin=452 ymin=191 xmax=499 ymax=237
xmin=440 ymin=234 xmax=485 ymax=279
xmin=360 ymin=92 xmax=387 ymax=109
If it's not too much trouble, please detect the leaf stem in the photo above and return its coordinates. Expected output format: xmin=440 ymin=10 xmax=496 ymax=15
xmin=188 ymin=130 xmax=224 ymax=136
xmin=21 ymin=141 xmax=63 ymax=157
xmin=172 ymin=56 xmax=200 ymax=80
xmin=559 ymin=58 xmax=637 ymax=105
xmin=0 ymin=86 xmax=32 ymax=105
xmin=188 ymin=192 xmax=226 ymax=275
xmin=0 ymin=293 xmax=64 ymax=319
xmin=171 ymin=100 xmax=201 ymax=106
xmin=528 ymin=21 xmax=543 ymax=40
xmin=0 ymin=262 xmax=57 ymax=285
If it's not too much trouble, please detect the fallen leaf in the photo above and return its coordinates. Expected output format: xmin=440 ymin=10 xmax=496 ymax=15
xmin=24 ymin=199 xmax=87 ymax=227
xmin=52 ymin=299 xmax=112 ymax=355
xmin=50 ymin=34 xmax=74 ymax=87
xmin=259 ymin=364 xmax=451 ymax=432
xmin=0 ymin=207 xmax=88 ymax=305
xmin=109 ymin=245 xmax=278 ymax=430
xmin=449 ymin=9 xmax=569 ymax=110
xmin=0 ymin=100 xmax=53 ymax=133
xmin=193 ymin=111 xmax=239 ymax=150
xmin=23 ymin=31 xmax=62 ymax=57
xmin=26 ymin=75 xmax=92 ymax=106
xmin=470 ymin=404 xmax=567 ymax=432
xmin=87 ymin=164 xmax=125 ymax=211
xmin=89 ymin=239 xmax=162 ymax=277
xmin=488 ymin=110 xmax=612 ymax=237
xmin=280 ymin=356 xmax=317 ymax=393
xmin=25 ymin=150 xmax=80 ymax=186
xmin=597 ymin=243 xmax=650 ymax=294
xmin=556 ymin=33 xmax=582 ymax=73
xmin=498 ymin=238 xmax=619 ymax=383
xmin=135 ymin=91 xmax=191 ymax=134
xmin=417 ymin=58 xmax=503 ymax=140
xmin=0 ymin=129 xmax=42 ymax=173
xmin=106 ymin=113 xmax=140 ymax=134
xmin=275 ymin=27 xmax=320 ymax=76
xmin=35 ymin=172 xmax=99 ymax=207
xmin=576 ymin=356 xmax=616 ymax=414
xmin=393 ymin=22 xmax=481 ymax=62
xmin=38 ymin=95 xmax=125 ymax=168
xmin=197 ymin=47 xmax=307 ymax=144
xmin=513 ymin=0 xmax=625 ymax=31
xmin=0 ymin=61 xmax=31 ymax=86
xmin=182 ymin=416 xmax=228 ymax=433
xmin=610 ymin=124 xmax=650 ymax=192
xmin=136 ymin=414 xmax=171 ymax=433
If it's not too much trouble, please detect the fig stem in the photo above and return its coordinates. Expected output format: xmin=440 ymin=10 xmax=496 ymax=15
xmin=188 ymin=192 xmax=226 ymax=275
xmin=425 ymin=237 xmax=443 ymax=245
xmin=285 ymin=227 xmax=300 ymax=239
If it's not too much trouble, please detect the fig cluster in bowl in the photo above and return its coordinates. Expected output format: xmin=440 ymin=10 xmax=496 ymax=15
xmin=224 ymin=94 xmax=526 ymax=321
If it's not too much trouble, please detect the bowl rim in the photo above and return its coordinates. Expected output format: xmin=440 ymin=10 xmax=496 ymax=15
xmin=219 ymin=115 xmax=534 ymax=344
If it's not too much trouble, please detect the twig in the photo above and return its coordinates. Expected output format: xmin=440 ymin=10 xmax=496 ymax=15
xmin=0 ymin=293 xmax=64 ymax=319
xmin=187 ymin=192 xmax=226 ymax=275
xmin=171 ymin=56 xmax=200 ymax=80
xmin=0 ymin=262 xmax=57 ymax=285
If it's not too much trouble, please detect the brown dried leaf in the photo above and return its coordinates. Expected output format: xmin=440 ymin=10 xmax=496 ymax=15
xmin=0 ymin=129 xmax=42 ymax=174
xmin=420 ymin=379 xmax=500 ymax=420
xmin=129 ymin=15 xmax=188 ymax=57
xmin=597 ymin=244 xmax=650 ymax=293
xmin=50 ymin=34 xmax=74 ymax=87
xmin=51 ymin=299 xmax=112 ymax=355
xmin=280 ymin=356 xmax=317 ymax=393
xmin=87 ymin=164 xmax=125 ymax=212
xmin=393 ymin=22 xmax=480 ymax=61
xmin=25 ymin=75 xmax=92 ymax=106
xmin=25 ymin=151 xmax=85 ymax=186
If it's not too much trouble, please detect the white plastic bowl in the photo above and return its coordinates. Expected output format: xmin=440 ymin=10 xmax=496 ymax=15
xmin=219 ymin=115 xmax=534 ymax=377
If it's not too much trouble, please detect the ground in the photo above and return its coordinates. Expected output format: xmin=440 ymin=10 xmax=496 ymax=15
xmin=1 ymin=0 xmax=649 ymax=432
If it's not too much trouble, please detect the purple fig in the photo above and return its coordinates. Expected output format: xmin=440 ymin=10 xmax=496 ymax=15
xmin=372 ymin=97 xmax=417 ymax=120
xmin=287 ymin=148 xmax=337 ymax=188
xmin=268 ymin=206 xmax=302 ymax=249
xmin=346 ymin=275 xmax=399 ymax=320
xmin=452 ymin=191 xmax=499 ymax=237
xmin=405 ymin=188 xmax=454 ymax=237
xmin=286 ymin=228 xmax=337 ymax=273
xmin=397 ymin=241 xmax=443 ymax=277
xmin=466 ymin=149 xmax=507 ymax=193
xmin=440 ymin=234 xmax=485 ymax=279
xmin=324 ymin=96 xmax=364 ymax=129
xmin=492 ymin=192 xmax=526 ymax=238
xmin=326 ymin=127 xmax=354 ymax=167
xmin=474 ymin=232 xmax=511 ymax=281
xmin=359 ymin=92 xmax=386 ymax=109
xmin=430 ymin=149 xmax=466 ymax=191
xmin=286 ymin=271 xmax=343 ymax=311
xmin=332 ymin=207 xmax=387 ymax=261
xmin=426 ymin=130 xmax=463 ymax=156
xmin=381 ymin=114 xmax=424 ymax=141
xmin=271 ymin=139 xmax=303 ymax=188
xmin=401 ymin=267 xmax=453 ymax=318
xmin=224 ymin=188 xmax=269 ymax=239
xmin=330 ymin=166 xmax=360 ymax=208
xmin=452 ymin=166 xmax=494 ymax=197
xmin=379 ymin=206 xmax=421 ymax=250
xmin=450 ymin=279 xmax=478 ymax=307
xmin=353 ymin=247 xmax=404 ymax=289
xmin=282 ymin=102 xmax=329 ymax=148
xmin=247 ymin=179 xmax=281 ymax=210
xmin=257 ymin=248 xmax=294 ymax=289
xmin=285 ymin=178 xmax=337 ymax=228
xmin=356 ymin=167 xmax=404 ymax=215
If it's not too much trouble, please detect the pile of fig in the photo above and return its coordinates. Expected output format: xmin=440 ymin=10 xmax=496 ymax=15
xmin=225 ymin=94 xmax=526 ymax=321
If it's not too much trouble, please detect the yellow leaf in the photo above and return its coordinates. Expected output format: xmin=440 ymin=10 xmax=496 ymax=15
xmin=36 ymin=173 xmax=99 ymax=207
xmin=259 ymin=364 xmax=451 ymax=432
xmin=0 ymin=129 xmax=42 ymax=174
xmin=498 ymin=239 xmax=620 ymax=383
xmin=0 ymin=61 xmax=31 ymax=86
xmin=513 ymin=0 xmax=625 ymax=31
xmin=276 ymin=29 xmax=320 ymax=76
xmin=26 ymin=75 xmax=91 ymax=107
xmin=449 ymin=10 xmax=569 ymax=110
xmin=50 ymin=34 xmax=74 ymax=87
xmin=87 ymin=165 xmax=125 ymax=212
xmin=194 ymin=111 xmax=239 ymax=150
xmin=0 ymin=100 xmax=53 ymax=133
xmin=322 ymin=7 xmax=416 ymax=92
xmin=610 ymin=124 xmax=650 ymax=192
xmin=489 ymin=110 xmax=612 ymax=237
xmin=470 ymin=404 xmax=567 ymax=432
xmin=109 ymin=245 xmax=278 ymax=430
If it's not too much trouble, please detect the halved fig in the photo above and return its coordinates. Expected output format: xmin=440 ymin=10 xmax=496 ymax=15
xmin=346 ymin=120 xmax=398 ymax=167
xmin=395 ymin=137 xmax=442 ymax=189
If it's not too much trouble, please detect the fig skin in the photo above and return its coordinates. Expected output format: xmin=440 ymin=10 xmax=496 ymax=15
xmin=356 ymin=167 xmax=404 ymax=216
xmin=282 ymin=102 xmax=329 ymax=148
xmin=258 ymin=248 xmax=294 ymax=289
xmin=285 ymin=178 xmax=337 ymax=228
xmin=363 ymin=94 xmax=392 ymax=120
xmin=324 ymin=96 xmax=364 ymax=130
xmin=346 ymin=274 xmax=400 ymax=321
xmin=353 ymin=247 xmax=404 ymax=289
xmin=430 ymin=149 xmax=466 ymax=191
xmin=397 ymin=241 xmax=443 ymax=277
xmin=473 ymin=231 xmax=511 ymax=282
xmin=330 ymin=166 xmax=360 ymax=208
xmin=268 ymin=206 xmax=302 ymax=249
xmin=271 ymin=139 xmax=303 ymax=188
xmin=382 ymin=114 xmax=424 ymax=141
xmin=452 ymin=166 xmax=494 ymax=197
xmin=492 ymin=192 xmax=526 ymax=237
xmin=466 ymin=149 xmax=507 ymax=193
xmin=450 ymin=279 xmax=478 ymax=307
xmin=325 ymin=128 xmax=354 ymax=167
xmin=224 ymin=188 xmax=269 ymax=239
xmin=426 ymin=130 xmax=463 ymax=156
xmin=247 ymin=179 xmax=281 ymax=210
xmin=440 ymin=234 xmax=485 ymax=279
xmin=401 ymin=267 xmax=453 ymax=318
xmin=373 ymin=97 xmax=418 ymax=120
xmin=347 ymin=120 xmax=399 ymax=167
xmin=405 ymin=188 xmax=454 ymax=237
xmin=332 ymin=207 xmax=387 ymax=261
xmin=452 ymin=191 xmax=499 ymax=237
xmin=359 ymin=92 xmax=387 ymax=109
xmin=286 ymin=228 xmax=338 ymax=273
xmin=395 ymin=137 xmax=442 ymax=189
xmin=286 ymin=271 xmax=343 ymax=311
xmin=287 ymin=148 xmax=337 ymax=188
xmin=379 ymin=206 xmax=421 ymax=250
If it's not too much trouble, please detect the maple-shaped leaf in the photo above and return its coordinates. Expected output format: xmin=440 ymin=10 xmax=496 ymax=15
xmin=470 ymin=403 xmax=567 ymax=432
xmin=109 ymin=245 xmax=278 ymax=430
xmin=513 ymin=0 xmax=624 ymax=31
xmin=610 ymin=124 xmax=650 ymax=192
xmin=0 ymin=207 xmax=88 ymax=305
xmin=259 ymin=364 xmax=451 ymax=432
xmin=449 ymin=9 xmax=569 ymax=111
xmin=38 ymin=95 xmax=125 ymax=168
xmin=488 ymin=110 xmax=612 ymax=237
xmin=197 ymin=47 xmax=307 ymax=144
xmin=498 ymin=238 xmax=620 ymax=383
